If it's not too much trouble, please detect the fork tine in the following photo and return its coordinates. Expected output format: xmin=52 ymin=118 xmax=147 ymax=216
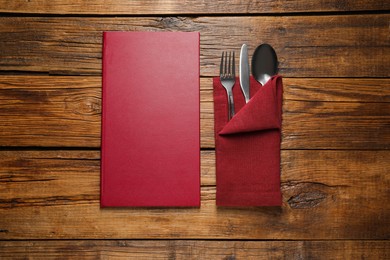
xmin=224 ymin=52 xmax=228 ymax=76
xmin=228 ymin=51 xmax=231 ymax=75
xmin=232 ymin=51 xmax=235 ymax=77
xmin=220 ymin=51 xmax=237 ymax=78
xmin=220 ymin=51 xmax=224 ymax=76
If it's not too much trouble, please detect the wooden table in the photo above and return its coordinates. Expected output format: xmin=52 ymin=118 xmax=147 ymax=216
xmin=0 ymin=1 xmax=389 ymax=258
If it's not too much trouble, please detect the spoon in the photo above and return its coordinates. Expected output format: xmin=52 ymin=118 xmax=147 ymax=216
xmin=251 ymin=43 xmax=278 ymax=86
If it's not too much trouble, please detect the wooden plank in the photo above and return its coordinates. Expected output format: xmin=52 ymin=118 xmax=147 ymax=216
xmin=0 ymin=240 xmax=389 ymax=259
xmin=0 ymin=150 xmax=388 ymax=239
xmin=281 ymin=101 xmax=390 ymax=149
xmin=0 ymin=15 xmax=389 ymax=77
xmin=0 ymin=76 xmax=389 ymax=149
xmin=0 ymin=0 xmax=389 ymax=15
xmin=0 ymin=76 xmax=101 ymax=147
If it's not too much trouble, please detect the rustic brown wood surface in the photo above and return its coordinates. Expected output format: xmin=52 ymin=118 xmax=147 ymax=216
xmin=1 ymin=0 xmax=389 ymax=14
xmin=0 ymin=240 xmax=389 ymax=259
xmin=0 ymin=1 xmax=389 ymax=258
xmin=1 ymin=15 xmax=389 ymax=77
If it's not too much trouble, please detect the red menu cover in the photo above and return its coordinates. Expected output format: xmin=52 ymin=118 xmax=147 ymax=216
xmin=101 ymin=32 xmax=200 ymax=207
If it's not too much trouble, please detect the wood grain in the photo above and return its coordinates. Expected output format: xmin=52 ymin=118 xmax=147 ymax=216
xmin=1 ymin=0 xmax=389 ymax=257
xmin=0 ymin=150 xmax=388 ymax=239
xmin=0 ymin=240 xmax=389 ymax=259
xmin=0 ymin=15 xmax=389 ymax=77
xmin=0 ymin=76 xmax=101 ymax=147
xmin=0 ymin=0 xmax=389 ymax=15
xmin=1 ymin=76 xmax=389 ymax=149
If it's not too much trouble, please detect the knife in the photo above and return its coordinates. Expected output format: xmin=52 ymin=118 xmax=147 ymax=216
xmin=239 ymin=44 xmax=250 ymax=103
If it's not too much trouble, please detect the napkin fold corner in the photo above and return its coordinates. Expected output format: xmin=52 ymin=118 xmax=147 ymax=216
xmin=218 ymin=76 xmax=282 ymax=135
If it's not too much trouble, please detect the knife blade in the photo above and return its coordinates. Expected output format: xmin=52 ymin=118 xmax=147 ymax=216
xmin=239 ymin=44 xmax=250 ymax=103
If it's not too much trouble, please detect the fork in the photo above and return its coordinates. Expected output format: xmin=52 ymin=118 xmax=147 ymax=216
xmin=220 ymin=51 xmax=236 ymax=121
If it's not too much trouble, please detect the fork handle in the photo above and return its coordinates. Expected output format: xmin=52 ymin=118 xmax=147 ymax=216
xmin=227 ymin=90 xmax=235 ymax=120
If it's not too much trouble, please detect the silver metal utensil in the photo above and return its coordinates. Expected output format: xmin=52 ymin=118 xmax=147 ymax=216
xmin=220 ymin=51 xmax=236 ymax=121
xmin=239 ymin=44 xmax=250 ymax=103
xmin=251 ymin=43 xmax=278 ymax=86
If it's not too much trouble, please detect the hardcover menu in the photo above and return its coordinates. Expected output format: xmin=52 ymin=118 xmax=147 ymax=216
xmin=101 ymin=31 xmax=200 ymax=207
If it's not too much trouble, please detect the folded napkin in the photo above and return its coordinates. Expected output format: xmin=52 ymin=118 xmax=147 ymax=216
xmin=213 ymin=75 xmax=283 ymax=206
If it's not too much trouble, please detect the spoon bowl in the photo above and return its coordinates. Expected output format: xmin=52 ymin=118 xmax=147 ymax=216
xmin=251 ymin=44 xmax=278 ymax=86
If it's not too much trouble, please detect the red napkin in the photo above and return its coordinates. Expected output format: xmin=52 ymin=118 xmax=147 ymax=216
xmin=213 ymin=75 xmax=283 ymax=206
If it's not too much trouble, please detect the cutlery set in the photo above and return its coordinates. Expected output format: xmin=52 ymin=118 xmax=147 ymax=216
xmin=220 ymin=43 xmax=278 ymax=121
